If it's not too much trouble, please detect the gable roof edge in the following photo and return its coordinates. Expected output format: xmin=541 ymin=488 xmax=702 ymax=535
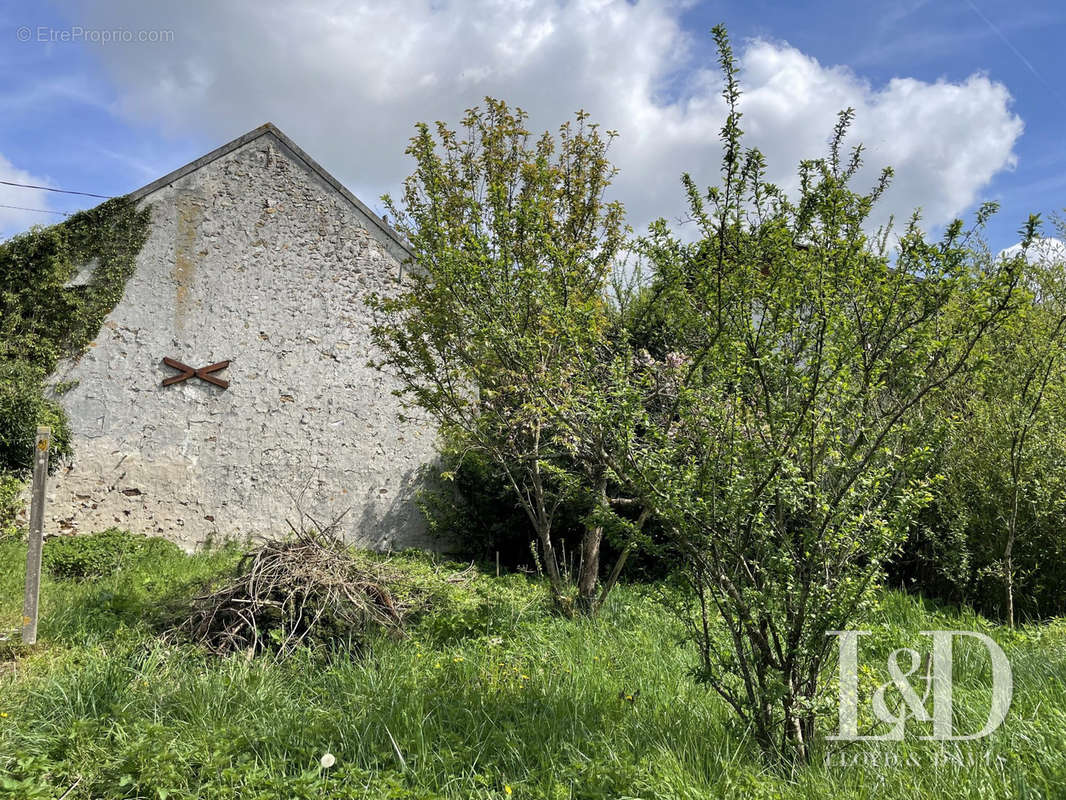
xmin=127 ymin=122 xmax=414 ymax=261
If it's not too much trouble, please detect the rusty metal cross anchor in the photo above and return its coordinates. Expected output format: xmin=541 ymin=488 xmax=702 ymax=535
xmin=161 ymin=357 xmax=232 ymax=389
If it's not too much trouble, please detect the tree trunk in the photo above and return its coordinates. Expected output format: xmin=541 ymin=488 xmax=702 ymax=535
xmin=517 ymin=430 xmax=572 ymax=616
xmin=535 ymin=523 xmax=569 ymax=610
xmin=576 ymin=473 xmax=609 ymax=615
xmin=1005 ymin=484 xmax=1018 ymax=628
xmin=1006 ymin=460 xmax=1023 ymax=631
xmin=780 ymin=683 xmax=812 ymax=764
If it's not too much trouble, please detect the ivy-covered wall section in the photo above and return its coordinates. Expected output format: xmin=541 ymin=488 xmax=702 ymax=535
xmin=0 ymin=197 xmax=151 ymax=528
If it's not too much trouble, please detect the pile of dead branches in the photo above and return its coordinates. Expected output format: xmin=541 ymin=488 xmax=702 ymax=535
xmin=177 ymin=516 xmax=415 ymax=657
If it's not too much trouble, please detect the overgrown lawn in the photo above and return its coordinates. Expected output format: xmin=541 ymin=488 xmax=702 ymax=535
xmin=1 ymin=537 xmax=1063 ymax=799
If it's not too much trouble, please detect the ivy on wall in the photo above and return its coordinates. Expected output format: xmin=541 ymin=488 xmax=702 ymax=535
xmin=0 ymin=197 xmax=151 ymax=526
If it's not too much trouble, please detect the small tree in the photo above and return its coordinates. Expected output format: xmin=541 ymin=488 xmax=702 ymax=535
xmin=929 ymin=231 xmax=1066 ymax=625
xmin=370 ymin=99 xmax=628 ymax=614
xmin=598 ymin=26 xmax=1020 ymax=760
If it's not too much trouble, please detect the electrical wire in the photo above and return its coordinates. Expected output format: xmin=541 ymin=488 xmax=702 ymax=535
xmin=0 ymin=179 xmax=113 ymax=199
xmin=0 ymin=203 xmax=71 ymax=217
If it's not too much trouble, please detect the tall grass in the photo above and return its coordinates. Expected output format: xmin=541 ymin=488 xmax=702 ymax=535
xmin=0 ymin=537 xmax=1063 ymax=798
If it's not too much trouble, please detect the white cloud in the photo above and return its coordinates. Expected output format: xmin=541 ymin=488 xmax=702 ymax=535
xmin=1000 ymin=236 xmax=1066 ymax=264
xmin=69 ymin=0 xmax=1023 ymax=237
xmin=0 ymin=154 xmax=59 ymax=237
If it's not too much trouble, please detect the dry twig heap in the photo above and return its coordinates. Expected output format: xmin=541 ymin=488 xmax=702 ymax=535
xmin=180 ymin=515 xmax=411 ymax=656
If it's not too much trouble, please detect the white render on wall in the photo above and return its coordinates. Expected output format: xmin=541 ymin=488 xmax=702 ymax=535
xmin=33 ymin=124 xmax=437 ymax=550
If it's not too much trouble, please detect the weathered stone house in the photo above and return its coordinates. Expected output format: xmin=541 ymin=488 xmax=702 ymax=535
xmin=38 ymin=123 xmax=436 ymax=550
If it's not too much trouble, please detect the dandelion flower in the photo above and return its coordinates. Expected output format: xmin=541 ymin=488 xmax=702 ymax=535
xmin=0 ymin=712 xmax=7 ymax=718
xmin=504 ymin=785 xmax=512 ymax=796
xmin=320 ymin=753 xmax=336 ymax=769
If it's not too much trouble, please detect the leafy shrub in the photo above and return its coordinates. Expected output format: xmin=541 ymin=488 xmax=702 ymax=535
xmin=420 ymin=442 xmax=677 ymax=586
xmin=382 ymin=550 xmax=549 ymax=643
xmin=42 ymin=528 xmax=176 ymax=580
xmin=893 ymin=477 xmax=1066 ymax=620
xmin=0 ymin=471 xmax=23 ymax=538
xmin=0 ymin=361 xmax=71 ymax=476
xmin=889 ymin=251 xmax=1066 ymax=622
xmin=420 ymin=447 xmax=538 ymax=564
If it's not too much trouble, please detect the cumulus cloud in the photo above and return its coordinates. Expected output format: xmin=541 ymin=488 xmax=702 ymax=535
xmin=69 ymin=0 xmax=1023 ymax=237
xmin=0 ymin=154 xmax=59 ymax=237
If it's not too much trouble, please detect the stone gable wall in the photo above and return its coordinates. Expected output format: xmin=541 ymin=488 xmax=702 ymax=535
xmin=36 ymin=134 xmax=437 ymax=550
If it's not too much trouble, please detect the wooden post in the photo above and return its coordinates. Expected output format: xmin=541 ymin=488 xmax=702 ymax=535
xmin=21 ymin=426 xmax=50 ymax=645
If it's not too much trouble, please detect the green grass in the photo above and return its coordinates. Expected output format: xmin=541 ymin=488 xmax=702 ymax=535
xmin=0 ymin=536 xmax=1064 ymax=799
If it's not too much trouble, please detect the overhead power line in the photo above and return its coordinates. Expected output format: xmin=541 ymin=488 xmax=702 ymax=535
xmin=0 ymin=179 xmax=113 ymax=199
xmin=0 ymin=203 xmax=71 ymax=217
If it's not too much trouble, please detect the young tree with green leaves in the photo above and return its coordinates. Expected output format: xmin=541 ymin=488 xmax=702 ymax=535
xmin=924 ymin=230 xmax=1066 ymax=625
xmin=595 ymin=26 xmax=1021 ymax=761
xmin=369 ymin=99 xmax=628 ymax=615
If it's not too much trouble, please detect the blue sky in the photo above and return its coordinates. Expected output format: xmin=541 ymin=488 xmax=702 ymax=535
xmin=1 ymin=0 xmax=1063 ymax=251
